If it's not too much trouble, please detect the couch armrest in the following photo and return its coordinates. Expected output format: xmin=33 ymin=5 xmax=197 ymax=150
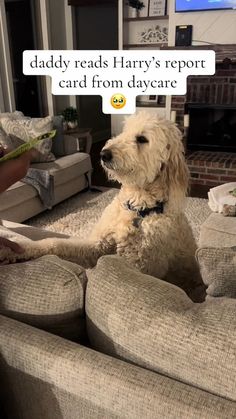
xmin=0 ymin=315 xmax=235 ymax=419
xmin=2 ymin=220 xmax=70 ymax=240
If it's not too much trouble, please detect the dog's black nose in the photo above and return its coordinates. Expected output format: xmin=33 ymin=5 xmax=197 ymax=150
xmin=100 ymin=149 xmax=112 ymax=163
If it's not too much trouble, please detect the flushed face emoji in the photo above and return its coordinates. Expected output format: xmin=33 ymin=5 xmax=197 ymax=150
xmin=111 ymin=94 xmax=126 ymax=109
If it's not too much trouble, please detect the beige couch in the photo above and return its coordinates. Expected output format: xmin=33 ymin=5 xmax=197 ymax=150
xmin=0 ymin=113 xmax=92 ymax=222
xmin=0 ymin=218 xmax=236 ymax=418
xmin=0 ymin=152 xmax=92 ymax=222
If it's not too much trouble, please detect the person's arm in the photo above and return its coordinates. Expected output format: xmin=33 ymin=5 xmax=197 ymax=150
xmin=0 ymin=150 xmax=33 ymax=256
xmin=0 ymin=151 xmax=32 ymax=193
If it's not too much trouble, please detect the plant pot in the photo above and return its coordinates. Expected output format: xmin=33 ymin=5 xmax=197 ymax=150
xmin=67 ymin=121 xmax=78 ymax=130
xmin=128 ymin=7 xmax=138 ymax=18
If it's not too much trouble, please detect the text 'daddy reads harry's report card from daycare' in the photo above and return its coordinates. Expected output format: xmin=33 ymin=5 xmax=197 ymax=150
xmin=23 ymin=50 xmax=215 ymax=114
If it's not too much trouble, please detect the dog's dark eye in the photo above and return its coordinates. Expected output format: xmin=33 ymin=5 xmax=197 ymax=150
xmin=136 ymin=135 xmax=148 ymax=144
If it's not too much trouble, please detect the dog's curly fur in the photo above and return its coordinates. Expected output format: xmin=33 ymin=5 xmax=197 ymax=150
xmin=1 ymin=112 xmax=205 ymax=301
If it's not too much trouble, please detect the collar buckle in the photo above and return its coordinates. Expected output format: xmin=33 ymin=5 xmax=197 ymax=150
xmin=124 ymin=201 xmax=164 ymax=218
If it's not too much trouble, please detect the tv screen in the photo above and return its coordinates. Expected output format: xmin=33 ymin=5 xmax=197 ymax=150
xmin=176 ymin=0 xmax=236 ymax=12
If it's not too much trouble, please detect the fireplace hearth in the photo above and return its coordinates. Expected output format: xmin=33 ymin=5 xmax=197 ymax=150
xmin=187 ymin=104 xmax=236 ymax=152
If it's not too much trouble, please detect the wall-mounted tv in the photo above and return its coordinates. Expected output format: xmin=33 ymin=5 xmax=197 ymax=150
xmin=176 ymin=0 xmax=236 ymax=12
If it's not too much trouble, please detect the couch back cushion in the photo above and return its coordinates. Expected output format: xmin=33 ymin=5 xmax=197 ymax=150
xmin=86 ymin=255 xmax=236 ymax=401
xmin=0 ymin=255 xmax=87 ymax=342
xmin=0 ymin=111 xmax=24 ymax=121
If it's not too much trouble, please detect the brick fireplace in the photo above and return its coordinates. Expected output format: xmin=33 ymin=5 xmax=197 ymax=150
xmin=171 ymin=45 xmax=236 ymax=191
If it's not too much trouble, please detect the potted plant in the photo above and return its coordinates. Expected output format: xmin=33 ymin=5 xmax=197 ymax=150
xmin=61 ymin=107 xmax=79 ymax=130
xmin=128 ymin=0 xmax=145 ymax=17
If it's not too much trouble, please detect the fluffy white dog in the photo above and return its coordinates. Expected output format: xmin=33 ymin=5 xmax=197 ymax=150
xmin=1 ymin=112 xmax=205 ymax=301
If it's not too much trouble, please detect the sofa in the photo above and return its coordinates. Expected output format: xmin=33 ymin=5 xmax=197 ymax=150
xmin=0 ymin=215 xmax=236 ymax=419
xmin=0 ymin=113 xmax=92 ymax=222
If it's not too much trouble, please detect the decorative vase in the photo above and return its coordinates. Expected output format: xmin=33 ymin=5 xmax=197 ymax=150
xmin=63 ymin=121 xmax=68 ymax=131
xmin=67 ymin=121 xmax=78 ymax=130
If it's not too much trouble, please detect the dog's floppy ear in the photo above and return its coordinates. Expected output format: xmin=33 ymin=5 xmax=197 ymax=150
xmin=166 ymin=125 xmax=189 ymax=212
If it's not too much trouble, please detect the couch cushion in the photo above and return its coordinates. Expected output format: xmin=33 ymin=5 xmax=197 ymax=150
xmin=31 ymin=152 xmax=92 ymax=186
xmin=0 ymin=255 xmax=87 ymax=342
xmin=1 ymin=316 xmax=236 ymax=419
xmin=196 ymin=247 xmax=236 ymax=299
xmin=86 ymin=255 xmax=236 ymax=401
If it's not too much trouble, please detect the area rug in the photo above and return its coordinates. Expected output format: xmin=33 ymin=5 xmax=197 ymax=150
xmin=26 ymin=188 xmax=212 ymax=243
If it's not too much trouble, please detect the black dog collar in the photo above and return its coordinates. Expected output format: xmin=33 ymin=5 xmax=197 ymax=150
xmin=124 ymin=201 xmax=164 ymax=218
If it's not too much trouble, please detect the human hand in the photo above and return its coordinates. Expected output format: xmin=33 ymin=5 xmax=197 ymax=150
xmin=0 ymin=237 xmax=24 ymax=253
xmin=0 ymin=150 xmax=33 ymax=193
xmin=0 ymin=143 xmax=8 ymax=158
xmin=0 ymin=236 xmax=24 ymax=265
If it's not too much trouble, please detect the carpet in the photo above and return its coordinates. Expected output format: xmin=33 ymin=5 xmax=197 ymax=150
xmin=26 ymin=188 xmax=212 ymax=243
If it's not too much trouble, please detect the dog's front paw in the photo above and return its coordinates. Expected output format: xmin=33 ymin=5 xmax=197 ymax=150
xmin=0 ymin=247 xmax=21 ymax=264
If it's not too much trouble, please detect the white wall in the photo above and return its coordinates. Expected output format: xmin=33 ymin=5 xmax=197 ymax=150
xmin=111 ymin=107 xmax=167 ymax=136
xmin=0 ymin=0 xmax=15 ymax=112
xmin=48 ymin=0 xmax=76 ymax=114
xmin=168 ymin=0 xmax=236 ymax=46
xmin=0 ymin=0 xmax=76 ymax=114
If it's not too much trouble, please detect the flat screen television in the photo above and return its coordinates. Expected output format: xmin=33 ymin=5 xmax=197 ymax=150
xmin=176 ymin=0 xmax=236 ymax=12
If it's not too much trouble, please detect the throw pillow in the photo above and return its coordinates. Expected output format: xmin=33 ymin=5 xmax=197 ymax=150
xmin=196 ymin=246 xmax=236 ymax=299
xmin=0 ymin=127 xmax=24 ymax=152
xmin=1 ymin=115 xmax=55 ymax=162
xmin=0 ymin=111 xmax=24 ymax=123
xmin=86 ymin=255 xmax=236 ymax=402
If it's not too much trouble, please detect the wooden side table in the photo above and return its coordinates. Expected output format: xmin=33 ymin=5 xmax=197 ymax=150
xmin=63 ymin=128 xmax=92 ymax=154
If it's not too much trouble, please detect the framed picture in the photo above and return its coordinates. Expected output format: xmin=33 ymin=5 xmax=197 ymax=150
xmin=137 ymin=95 xmax=158 ymax=106
xmin=149 ymin=0 xmax=167 ymax=17
xmin=139 ymin=0 xmax=149 ymax=17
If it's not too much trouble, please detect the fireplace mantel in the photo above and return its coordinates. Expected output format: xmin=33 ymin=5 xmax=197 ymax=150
xmin=161 ymin=45 xmax=236 ymax=63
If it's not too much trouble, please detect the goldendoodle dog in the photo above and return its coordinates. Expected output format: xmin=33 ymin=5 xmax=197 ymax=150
xmin=1 ymin=112 xmax=205 ymax=301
